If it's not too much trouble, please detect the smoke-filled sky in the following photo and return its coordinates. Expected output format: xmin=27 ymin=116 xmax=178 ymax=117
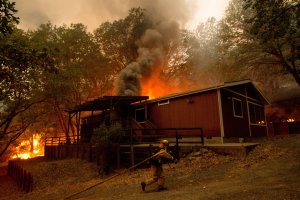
xmin=14 ymin=0 xmax=229 ymax=32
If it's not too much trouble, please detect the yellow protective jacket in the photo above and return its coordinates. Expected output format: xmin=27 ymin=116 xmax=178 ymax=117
xmin=149 ymin=148 xmax=175 ymax=167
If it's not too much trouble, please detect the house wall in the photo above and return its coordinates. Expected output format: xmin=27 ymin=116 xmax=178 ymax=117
xmin=220 ymin=85 xmax=267 ymax=138
xmin=147 ymin=90 xmax=221 ymax=137
xmin=221 ymin=89 xmax=250 ymax=138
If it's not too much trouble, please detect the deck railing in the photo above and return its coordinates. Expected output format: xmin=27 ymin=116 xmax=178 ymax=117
xmin=44 ymin=128 xmax=204 ymax=167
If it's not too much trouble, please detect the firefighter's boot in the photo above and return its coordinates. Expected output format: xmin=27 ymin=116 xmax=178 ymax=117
xmin=141 ymin=182 xmax=146 ymax=191
xmin=157 ymin=185 xmax=167 ymax=191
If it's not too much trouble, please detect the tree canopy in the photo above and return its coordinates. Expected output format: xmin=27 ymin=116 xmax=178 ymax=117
xmin=0 ymin=0 xmax=19 ymax=35
xmin=244 ymin=0 xmax=300 ymax=85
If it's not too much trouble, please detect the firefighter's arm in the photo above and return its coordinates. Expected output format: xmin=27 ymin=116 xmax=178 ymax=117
xmin=157 ymin=149 xmax=176 ymax=162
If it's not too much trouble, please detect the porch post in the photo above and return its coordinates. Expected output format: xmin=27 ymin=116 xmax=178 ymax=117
xmin=217 ymin=89 xmax=225 ymax=143
xmin=66 ymin=113 xmax=71 ymax=144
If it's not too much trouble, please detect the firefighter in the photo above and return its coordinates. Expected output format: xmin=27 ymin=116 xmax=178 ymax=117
xmin=141 ymin=139 xmax=177 ymax=192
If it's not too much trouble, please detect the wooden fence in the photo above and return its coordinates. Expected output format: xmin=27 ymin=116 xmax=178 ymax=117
xmin=44 ymin=143 xmax=93 ymax=160
xmin=7 ymin=160 xmax=33 ymax=193
xmin=268 ymin=121 xmax=300 ymax=135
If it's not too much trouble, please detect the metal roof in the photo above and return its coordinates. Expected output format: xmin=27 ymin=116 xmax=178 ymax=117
xmin=67 ymin=96 xmax=149 ymax=113
xmin=147 ymin=79 xmax=270 ymax=104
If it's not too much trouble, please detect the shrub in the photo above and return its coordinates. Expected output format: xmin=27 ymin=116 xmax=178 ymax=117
xmin=91 ymin=122 xmax=123 ymax=144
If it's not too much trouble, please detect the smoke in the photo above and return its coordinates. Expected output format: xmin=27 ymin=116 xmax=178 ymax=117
xmin=115 ymin=20 xmax=180 ymax=96
xmin=14 ymin=0 xmax=198 ymax=32
xmin=13 ymin=0 xmax=228 ymax=96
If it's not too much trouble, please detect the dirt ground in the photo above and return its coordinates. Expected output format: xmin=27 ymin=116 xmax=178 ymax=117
xmin=1 ymin=134 xmax=300 ymax=200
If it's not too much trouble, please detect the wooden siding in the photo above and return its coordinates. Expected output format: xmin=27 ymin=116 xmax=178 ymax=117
xmin=221 ymin=89 xmax=250 ymax=137
xmin=147 ymin=90 xmax=220 ymax=137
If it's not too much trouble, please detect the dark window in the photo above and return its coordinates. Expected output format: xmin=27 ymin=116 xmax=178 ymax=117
xmin=232 ymin=98 xmax=243 ymax=118
xmin=135 ymin=108 xmax=145 ymax=123
xmin=248 ymin=102 xmax=265 ymax=125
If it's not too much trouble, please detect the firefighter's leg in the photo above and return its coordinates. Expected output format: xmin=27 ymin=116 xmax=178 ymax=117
xmin=157 ymin=176 xmax=166 ymax=190
xmin=156 ymin=166 xmax=166 ymax=191
xmin=141 ymin=165 xmax=158 ymax=191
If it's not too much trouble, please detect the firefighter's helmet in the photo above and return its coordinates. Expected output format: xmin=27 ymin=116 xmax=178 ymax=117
xmin=160 ymin=139 xmax=169 ymax=146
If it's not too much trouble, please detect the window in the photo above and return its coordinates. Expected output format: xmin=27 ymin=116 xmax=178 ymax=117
xmin=135 ymin=108 xmax=145 ymax=123
xmin=158 ymin=99 xmax=169 ymax=106
xmin=232 ymin=98 xmax=243 ymax=118
xmin=248 ymin=102 xmax=265 ymax=125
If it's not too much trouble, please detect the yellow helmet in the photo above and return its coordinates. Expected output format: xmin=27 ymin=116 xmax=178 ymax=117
xmin=160 ymin=139 xmax=169 ymax=146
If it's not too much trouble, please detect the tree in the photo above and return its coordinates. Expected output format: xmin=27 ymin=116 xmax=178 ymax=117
xmin=217 ymin=0 xmax=300 ymax=102
xmin=0 ymin=28 xmax=54 ymax=156
xmin=185 ymin=18 xmax=225 ymax=86
xmin=244 ymin=0 xmax=300 ymax=86
xmin=219 ymin=0 xmax=260 ymax=79
xmin=0 ymin=0 xmax=19 ymax=35
xmin=163 ymin=17 xmax=231 ymax=90
xmin=29 ymin=22 xmax=111 ymax=140
xmin=220 ymin=0 xmax=300 ymax=88
xmin=94 ymin=8 xmax=153 ymax=75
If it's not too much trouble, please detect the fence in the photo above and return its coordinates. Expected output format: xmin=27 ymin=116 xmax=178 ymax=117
xmin=268 ymin=121 xmax=300 ymax=135
xmin=124 ymin=127 xmax=204 ymax=145
xmin=44 ymin=143 xmax=92 ymax=161
xmin=7 ymin=160 xmax=33 ymax=193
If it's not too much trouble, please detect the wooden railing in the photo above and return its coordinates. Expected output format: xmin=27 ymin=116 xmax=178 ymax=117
xmin=130 ymin=120 xmax=144 ymax=142
xmin=7 ymin=160 xmax=33 ymax=193
xmin=144 ymin=120 xmax=157 ymax=129
xmin=45 ymin=136 xmax=68 ymax=146
xmin=123 ymin=127 xmax=204 ymax=145
xmin=119 ymin=127 xmax=204 ymax=166
xmin=44 ymin=127 xmax=204 ymax=168
xmin=45 ymin=135 xmax=81 ymax=146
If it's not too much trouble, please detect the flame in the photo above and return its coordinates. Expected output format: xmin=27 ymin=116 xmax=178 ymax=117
xmin=287 ymin=118 xmax=295 ymax=122
xmin=12 ymin=134 xmax=44 ymax=160
xmin=141 ymin=70 xmax=187 ymax=99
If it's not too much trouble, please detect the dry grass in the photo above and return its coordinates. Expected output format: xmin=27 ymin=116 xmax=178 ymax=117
xmin=19 ymin=158 xmax=99 ymax=190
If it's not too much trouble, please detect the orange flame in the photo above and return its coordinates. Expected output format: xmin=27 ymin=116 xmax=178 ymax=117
xmin=12 ymin=134 xmax=44 ymax=160
xmin=140 ymin=70 xmax=189 ymax=99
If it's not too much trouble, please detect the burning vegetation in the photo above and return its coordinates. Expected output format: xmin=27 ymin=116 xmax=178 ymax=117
xmin=11 ymin=134 xmax=44 ymax=160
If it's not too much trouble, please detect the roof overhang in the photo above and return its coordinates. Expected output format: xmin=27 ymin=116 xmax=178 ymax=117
xmin=67 ymin=96 xmax=149 ymax=113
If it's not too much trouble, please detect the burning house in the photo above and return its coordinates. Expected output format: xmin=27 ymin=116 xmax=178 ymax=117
xmin=140 ymin=80 xmax=269 ymax=141
xmin=67 ymin=79 xmax=269 ymax=144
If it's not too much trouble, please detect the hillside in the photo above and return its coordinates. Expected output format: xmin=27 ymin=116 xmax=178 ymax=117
xmin=1 ymin=134 xmax=300 ymax=200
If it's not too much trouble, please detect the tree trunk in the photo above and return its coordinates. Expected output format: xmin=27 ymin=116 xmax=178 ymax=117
xmin=0 ymin=141 xmax=11 ymax=157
